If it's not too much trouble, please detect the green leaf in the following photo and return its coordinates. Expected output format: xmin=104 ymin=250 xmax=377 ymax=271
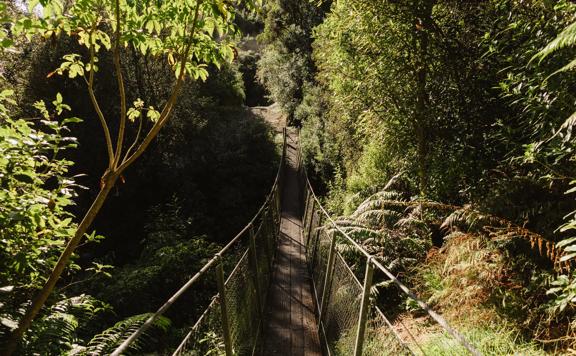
xmin=127 ymin=108 xmax=141 ymax=122
xmin=557 ymin=237 xmax=576 ymax=248
xmin=146 ymin=107 xmax=160 ymax=123
xmin=560 ymin=253 xmax=576 ymax=262
xmin=13 ymin=173 xmax=35 ymax=184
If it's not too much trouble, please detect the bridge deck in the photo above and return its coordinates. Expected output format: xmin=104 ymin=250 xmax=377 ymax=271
xmin=261 ymin=131 xmax=322 ymax=355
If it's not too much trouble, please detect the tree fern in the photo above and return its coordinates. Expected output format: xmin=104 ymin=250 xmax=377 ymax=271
xmin=351 ymin=190 xmax=403 ymax=216
xmin=395 ymin=205 xmax=431 ymax=237
xmin=440 ymin=206 xmax=502 ymax=233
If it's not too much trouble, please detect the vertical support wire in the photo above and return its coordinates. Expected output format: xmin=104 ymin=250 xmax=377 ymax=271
xmin=354 ymin=256 xmax=374 ymax=356
xmin=264 ymin=207 xmax=274 ymax=272
xmin=215 ymin=255 xmax=233 ymax=356
xmin=275 ymin=186 xmax=281 ymax=229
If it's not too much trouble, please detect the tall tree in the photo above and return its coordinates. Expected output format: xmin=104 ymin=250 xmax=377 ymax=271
xmin=2 ymin=0 xmax=254 ymax=353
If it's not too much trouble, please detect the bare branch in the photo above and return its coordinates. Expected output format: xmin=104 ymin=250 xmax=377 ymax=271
xmin=112 ymin=0 xmax=127 ymax=168
xmin=87 ymin=24 xmax=115 ymax=167
xmin=122 ymin=115 xmax=143 ymax=164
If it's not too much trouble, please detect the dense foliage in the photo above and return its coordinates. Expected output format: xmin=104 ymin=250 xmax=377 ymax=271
xmin=257 ymin=0 xmax=576 ymax=351
xmin=2 ymin=0 xmax=576 ymax=353
xmin=256 ymin=0 xmax=328 ymax=122
xmin=0 ymin=0 xmax=278 ymax=354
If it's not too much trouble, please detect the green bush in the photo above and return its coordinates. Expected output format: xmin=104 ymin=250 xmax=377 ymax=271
xmin=0 ymin=90 xmax=83 ymax=310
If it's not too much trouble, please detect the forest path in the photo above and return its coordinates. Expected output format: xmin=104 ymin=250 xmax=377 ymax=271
xmin=260 ymin=129 xmax=322 ymax=355
xmin=249 ymin=103 xmax=287 ymax=134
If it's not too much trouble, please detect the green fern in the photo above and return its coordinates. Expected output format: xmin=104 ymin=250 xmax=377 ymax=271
xmin=352 ymin=209 xmax=402 ymax=229
xmin=532 ymin=20 xmax=576 ymax=66
xmin=19 ymin=294 xmax=108 ymax=355
xmin=396 ymin=205 xmax=431 ymax=237
xmin=531 ymin=20 xmax=576 ymax=134
xmin=80 ymin=313 xmax=171 ymax=355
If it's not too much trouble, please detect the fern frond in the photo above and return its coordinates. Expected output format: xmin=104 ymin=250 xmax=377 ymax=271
xmin=386 ymin=257 xmax=418 ymax=272
xmin=85 ymin=313 xmax=171 ymax=355
xmin=352 ymin=209 xmax=402 ymax=228
xmin=332 ymin=218 xmax=365 ymax=228
xmin=352 ymin=199 xmax=406 ymax=217
xmin=353 ymin=190 xmax=402 ymax=215
xmin=549 ymin=110 xmax=576 ymax=143
xmin=396 ymin=215 xmax=429 ymax=232
xmin=532 ymin=21 xmax=576 ymax=63
xmin=547 ymin=58 xmax=576 ymax=78
xmin=337 ymin=226 xmax=383 ymax=240
xmin=27 ymin=311 xmax=79 ymax=353
xmin=440 ymin=206 xmax=499 ymax=232
xmin=21 ymin=294 xmax=108 ymax=355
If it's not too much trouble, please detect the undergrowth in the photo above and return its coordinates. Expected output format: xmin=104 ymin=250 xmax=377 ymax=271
xmin=325 ymin=185 xmax=576 ymax=353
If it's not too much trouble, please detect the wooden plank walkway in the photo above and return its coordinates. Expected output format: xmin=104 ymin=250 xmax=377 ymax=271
xmin=261 ymin=130 xmax=322 ymax=356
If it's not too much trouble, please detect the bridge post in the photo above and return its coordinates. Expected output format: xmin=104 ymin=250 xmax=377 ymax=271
xmin=274 ymin=186 xmax=282 ymax=220
xmin=215 ymin=254 xmax=234 ymax=356
xmin=354 ymin=256 xmax=375 ymax=356
xmin=318 ymin=229 xmax=336 ymax=328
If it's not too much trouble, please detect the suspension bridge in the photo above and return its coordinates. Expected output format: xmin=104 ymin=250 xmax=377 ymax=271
xmin=111 ymin=128 xmax=480 ymax=356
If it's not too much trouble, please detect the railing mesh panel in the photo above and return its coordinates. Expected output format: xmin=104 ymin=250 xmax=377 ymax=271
xmin=173 ymin=207 xmax=278 ymax=356
xmin=255 ymin=218 xmax=272 ymax=306
xmin=323 ymin=253 xmax=363 ymax=355
xmin=168 ymin=129 xmax=479 ymax=356
xmin=224 ymin=251 xmax=258 ymax=354
xmin=173 ymin=298 xmax=224 ymax=355
xmin=362 ymin=307 xmax=413 ymax=356
xmin=309 ymin=227 xmax=329 ymax=304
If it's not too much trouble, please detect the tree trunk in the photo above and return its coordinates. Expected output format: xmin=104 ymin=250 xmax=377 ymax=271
xmin=413 ymin=0 xmax=435 ymax=197
xmin=2 ymin=173 xmax=119 ymax=356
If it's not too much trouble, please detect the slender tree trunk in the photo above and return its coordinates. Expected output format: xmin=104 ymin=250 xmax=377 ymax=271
xmin=2 ymin=173 xmax=119 ymax=356
xmin=413 ymin=0 xmax=435 ymax=197
xmin=2 ymin=3 xmax=207 ymax=353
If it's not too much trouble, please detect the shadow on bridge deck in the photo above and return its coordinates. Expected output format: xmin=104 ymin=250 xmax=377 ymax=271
xmin=260 ymin=130 xmax=322 ymax=356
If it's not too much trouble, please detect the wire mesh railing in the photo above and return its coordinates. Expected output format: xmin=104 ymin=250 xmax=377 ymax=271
xmin=111 ymin=129 xmax=287 ymax=356
xmin=296 ymin=136 xmax=481 ymax=356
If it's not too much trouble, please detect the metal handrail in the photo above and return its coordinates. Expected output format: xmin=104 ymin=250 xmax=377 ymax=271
xmin=296 ymin=132 xmax=481 ymax=356
xmin=111 ymin=128 xmax=287 ymax=356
